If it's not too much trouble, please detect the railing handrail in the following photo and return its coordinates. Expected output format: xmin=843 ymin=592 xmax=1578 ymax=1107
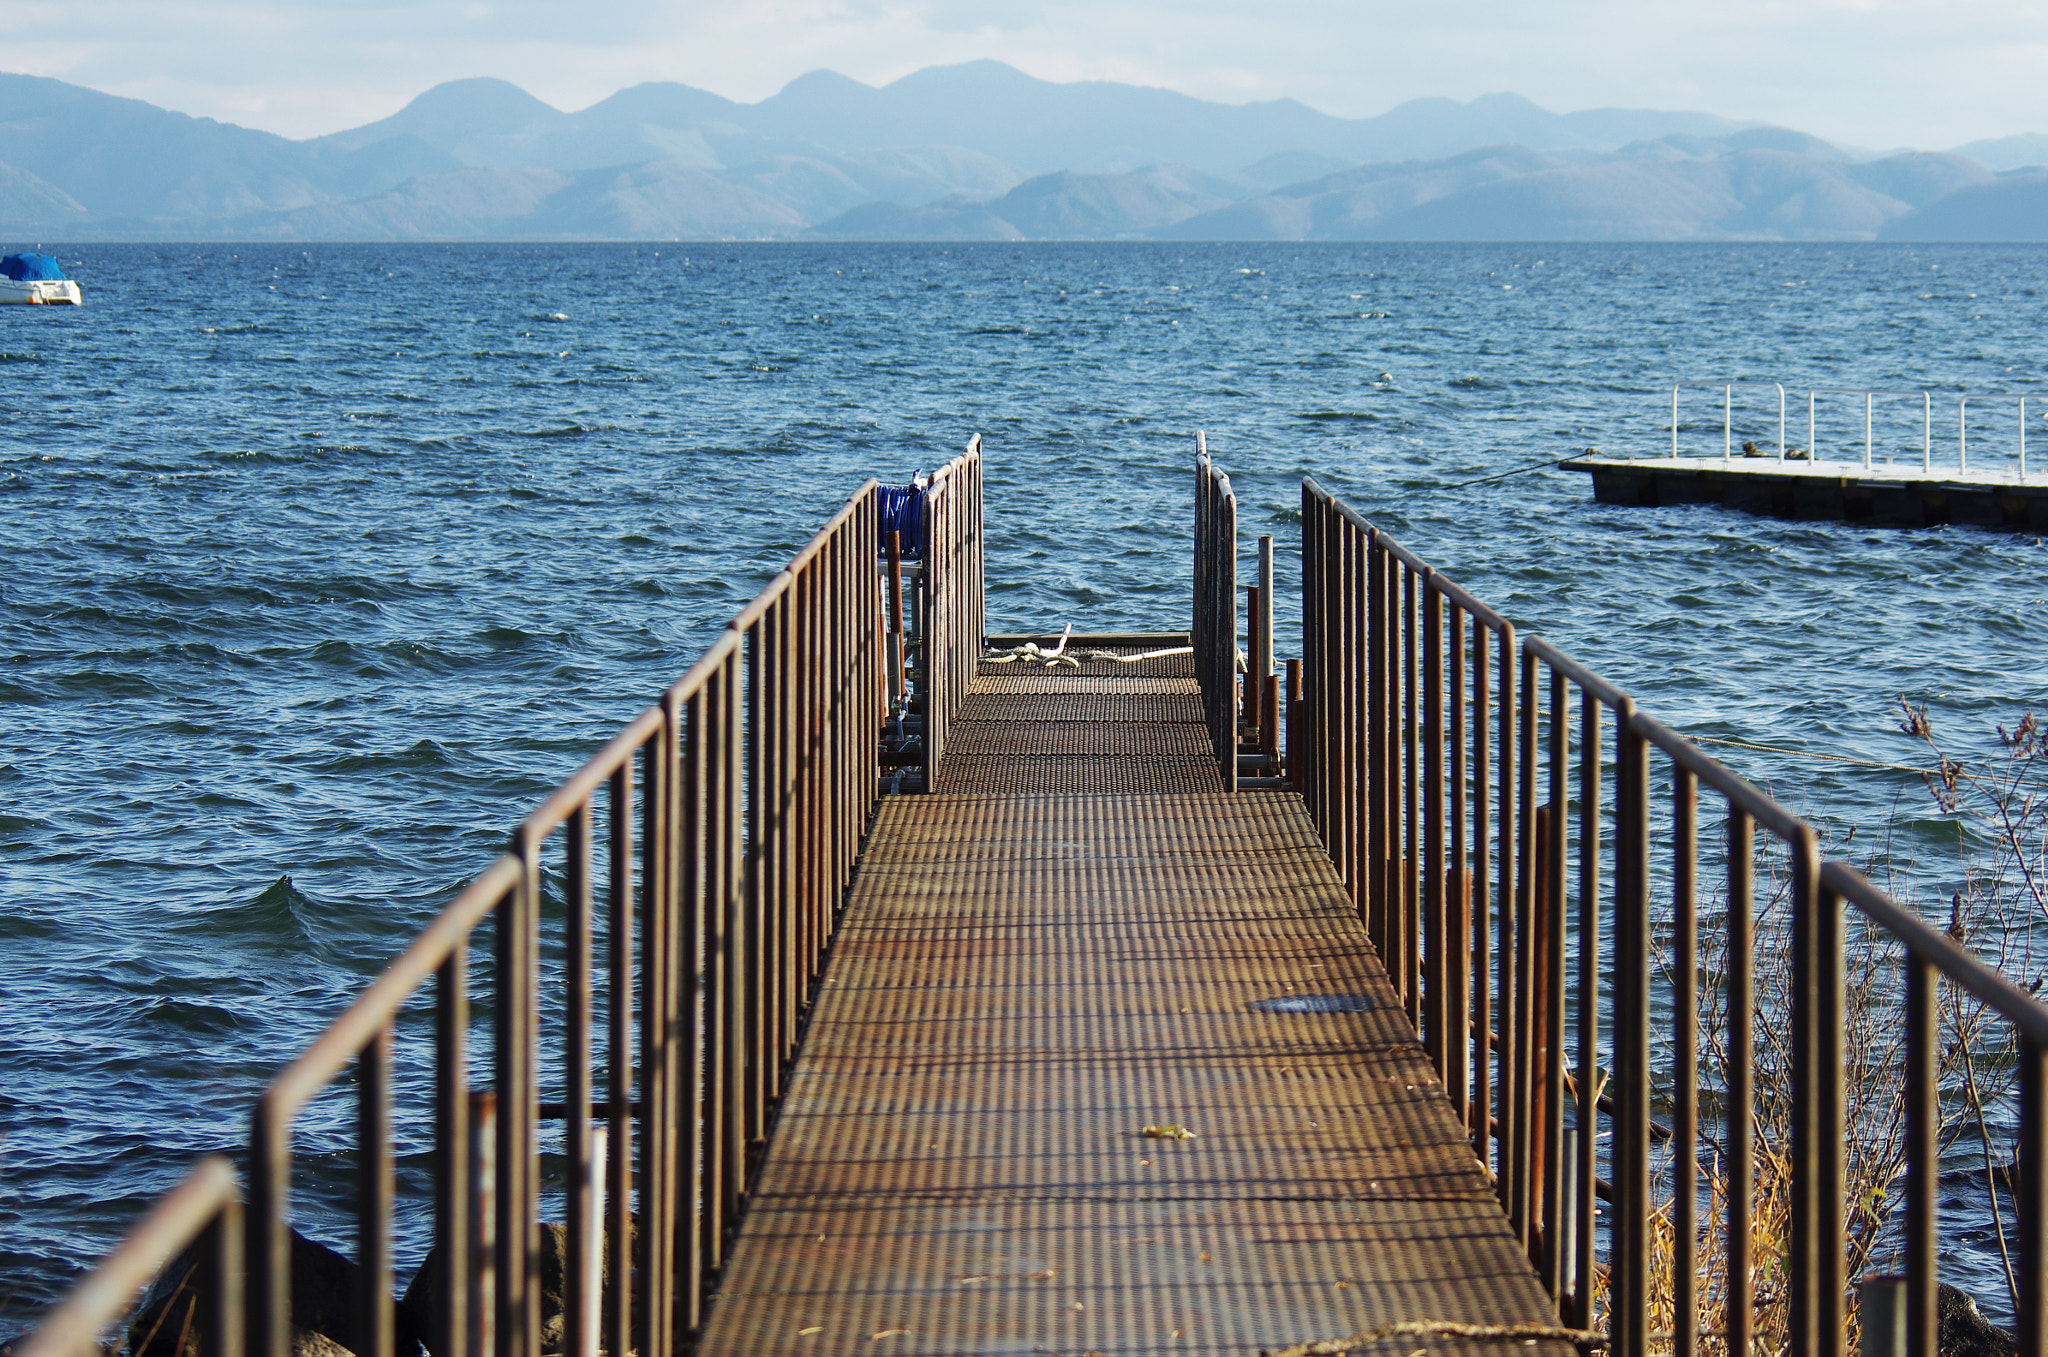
xmin=1667 ymin=380 xmax=2048 ymax=475
xmin=260 ymin=854 xmax=522 ymax=1118
xmin=29 ymin=443 xmax=992 ymax=1357
xmin=18 ymin=1158 xmax=243 ymax=1357
xmin=1298 ymin=475 xmax=2048 ymax=1356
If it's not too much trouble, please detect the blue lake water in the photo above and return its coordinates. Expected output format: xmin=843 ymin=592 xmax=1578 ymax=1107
xmin=3 ymin=241 xmax=2046 ymax=1327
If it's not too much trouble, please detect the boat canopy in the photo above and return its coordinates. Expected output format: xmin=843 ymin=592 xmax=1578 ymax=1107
xmin=1 ymin=253 xmax=66 ymax=281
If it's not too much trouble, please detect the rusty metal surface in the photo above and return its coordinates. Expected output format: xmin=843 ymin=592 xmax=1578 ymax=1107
xmin=945 ymin=720 xmax=1213 ymax=758
xmin=933 ymin=756 xmax=1223 ymax=794
xmin=956 ymin=691 xmax=1204 ymax=724
xmin=698 ymin=670 xmax=1563 ymax=1356
xmin=972 ymin=673 xmax=1197 ymax=695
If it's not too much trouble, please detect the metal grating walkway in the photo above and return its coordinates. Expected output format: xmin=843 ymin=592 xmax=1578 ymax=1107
xmin=697 ymin=667 xmax=1563 ymax=1356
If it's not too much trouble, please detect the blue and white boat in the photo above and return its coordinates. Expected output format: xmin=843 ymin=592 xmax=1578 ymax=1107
xmin=0 ymin=252 xmax=80 ymax=305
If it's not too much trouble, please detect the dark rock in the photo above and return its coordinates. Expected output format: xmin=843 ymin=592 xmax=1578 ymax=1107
xmin=129 ymin=1226 xmax=421 ymax=1357
xmin=403 ymin=1218 xmax=635 ymax=1357
xmin=1939 ymin=1283 xmax=2017 ymax=1357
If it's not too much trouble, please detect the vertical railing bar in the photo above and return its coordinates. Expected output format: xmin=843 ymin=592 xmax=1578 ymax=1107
xmin=636 ymin=733 xmax=670 ymax=1357
xmin=1907 ymin=957 xmax=1937 ymax=1357
xmin=661 ymin=686 xmax=687 ymax=1355
xmin=679 ymin=689 xmax=707 ymax=1336
xmin=1507 ymin=652 xmax=1537 ymax=1240
xmin=434 ymin=933 xmax=471 ymax=1357
xmin=1673 ymin=766 xmax=1699 ymax=1357
xmin=1365 ymin=529 xmax=1384 ymax=943
xmin=720 ymin=652 xmax=746 ymax=1235
xmin=2021 ymin=1042 xmax=2048 ymax=1357
xmin=355 ymin=1024 xmax=394 ymax=1357
xmin=743 ymin=621 xmax=767 ymax=1179
xmin=1467 ymin=614 xmax=1491 ymax=1149
xmin=1616 ymin=704 xmax=1648 ymax=1357
xmin=1727 ymin=805 xmax=1755 ymax=1357
xmin=1403 ymin=564 xmax=1420 ymax=1021
xmin=563 ymin=802 xmax=594 ymax=1357
xmin=603 ymin=762 xmax=633 ymax=1357
xmin=500 ymin=830 xmax=540 ymax=1357
xmin=1449 ymin=602 xmax=1470 ymax=1125
xmin=1485 ymin=620 xmax=1515 ymax=1178
xmin=1567 ymin=677 xmax=1592 ymax=1329
xmin=1809 ymin=836 xmax=1844 ymax=1357
xmin=1424 ymin=572 xmax=1445 ymax=1075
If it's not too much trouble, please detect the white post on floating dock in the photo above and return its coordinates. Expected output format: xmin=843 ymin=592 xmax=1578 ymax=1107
xmin=1959 ymin=397 xmax=1968 ymax=472
xmin=1672 ymin=386 xmax=1680 ymax=459
xmin=2023 ymin=398 xmax=2029 ymax=479
xmin=1923 ymin=393 xmax=1931 ymax=472
xmin=1808 ymin=390 xmax=1816 ymax=463
xmin=1776 ymin=383 xmax=1786 ymax=459
xmin=1724 ymin=385 xmax=1732 ymax=459
xmin=1865 ymin=393 xmax=1873 ymax=469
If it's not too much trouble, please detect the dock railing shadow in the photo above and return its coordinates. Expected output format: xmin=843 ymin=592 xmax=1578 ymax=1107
xmin=24 ymin=440 xmax=988 ymax=1357
xmin=1301 ymin=475 xmax=2048 ymax=1357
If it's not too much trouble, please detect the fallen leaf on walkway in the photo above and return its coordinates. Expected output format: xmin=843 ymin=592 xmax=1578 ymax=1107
xmin=797 ymin=1327 xmax=823 ymax=1337
xmin=872 ymin=1329 xmax=909 ymax=1341
xmin=1143 ymin=1123 xmax=1196 ymax=1140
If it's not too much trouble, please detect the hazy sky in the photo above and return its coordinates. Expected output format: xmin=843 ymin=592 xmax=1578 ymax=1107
xmin=8 ymin=0 xmax=2047 ymax=148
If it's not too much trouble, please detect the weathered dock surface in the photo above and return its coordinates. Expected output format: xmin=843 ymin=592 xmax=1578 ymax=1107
xmin=698 ymin=647 xmax=1560 ymax=1356
xmin=1567 ymin=452 xmax=2048 ymax=531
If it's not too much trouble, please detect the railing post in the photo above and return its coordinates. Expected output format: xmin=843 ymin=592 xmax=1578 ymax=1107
xmin=1612 ymin=702 xmax=1648 ymax=1357
xmin=1791 ymin=830 xmax=1841 ymax=1357
xmin=1672 ymin=766 xmax=1699 ymax=1357
xmin=1422 ymin=573 xmax=1444 ymax=1074
xmin=1907 ymin=958 xmax=1938 ymax=1357
xmin=355 ymin=1025 xmax=395 ymax=1357
xmin=2021 ymin=1041 xmax=2048 ymax=1357
xmin=1727 ymin=807 xmax=1755 ymax=1357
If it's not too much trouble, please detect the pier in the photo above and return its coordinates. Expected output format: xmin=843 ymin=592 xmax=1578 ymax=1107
xmin=25 ymin=437 xmax=2048 ymax=1357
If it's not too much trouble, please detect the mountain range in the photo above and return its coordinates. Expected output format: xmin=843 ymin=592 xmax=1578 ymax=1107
xmin=3 ymin=62 xmax=2047 ymax=242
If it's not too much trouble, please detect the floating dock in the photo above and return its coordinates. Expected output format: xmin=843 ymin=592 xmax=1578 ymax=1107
xmin=1565 ymin=453 xmax=2048 ymax=532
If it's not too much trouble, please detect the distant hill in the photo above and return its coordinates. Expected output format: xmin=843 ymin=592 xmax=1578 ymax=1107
xmin=0 ymin=64 xmax=2043 ymax=241
xmin=1882 ymin=171 xmax=2048 ymax=241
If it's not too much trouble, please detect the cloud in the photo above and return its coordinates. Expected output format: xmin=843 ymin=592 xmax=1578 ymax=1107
xmin=2 ymin=0 xmax=2046 ymax=147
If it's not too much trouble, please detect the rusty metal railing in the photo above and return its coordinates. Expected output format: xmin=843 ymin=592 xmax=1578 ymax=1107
xmin=19 ymin=1158 xmax=244 ymax=1357
xmin=1300 ymin=477 xmax=2048 ymax=1357
xmin=28 ymin=442 xmax=989 ymax=1357
xmin=916 ymin=437 xmax=984 ymax=788
xmin=1193 ymin=433 xmax=1238 ymax=792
